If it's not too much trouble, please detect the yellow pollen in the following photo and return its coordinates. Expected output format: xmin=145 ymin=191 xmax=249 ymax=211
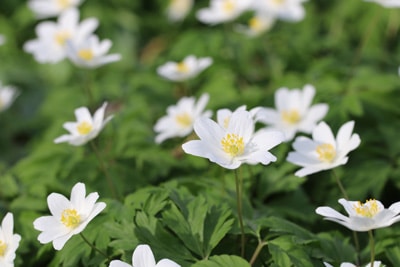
xmin=223 ymin=0 xmax=235 ymax=12
xmin=57 ymin=0 xmax=71 ymax=9
xmin=61 ymin=209 xmax=81 ymax=228
xmin=78 ymin=49 xmax=94 ymax=61
xmin=176 ymin=62 xmax=189 ymax=73
xmin=281 ymin=109 xmax=301 ymax=124
xmin=353 ymin=199 xmax=380 ymax=218
xmin=316 ymin=143 xmax=336 ymax=162
xmin=272 ymin=0 xmax=285 ymax=5
xmin=249 ymin=17 xmax=262 ymax=30
xmin=54 ymin=31 xmax=71 ymax=46
xmin=175 ymin=113 xmax=192 ymax=127
xmin=77 ymin=121 xmax=93 ymax=135
xmin=0 ymin=240 xmax=7 ymax=256
xmin=221 ymin=133 xmax=245 ymax=156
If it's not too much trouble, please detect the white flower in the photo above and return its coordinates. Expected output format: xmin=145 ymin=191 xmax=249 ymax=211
xmin=235 ymin=14 xmax=275 ymax=37
xmin=54 ymin=102 xmax=113 ymax=146
xmin=364 ymin=0 xmax=400 ymax=7
xmin=182 ymin=109 xmax=284 ymax=169
xmin=324 ymin=261 xmax=383 ymax=267
xmin=33 ymin=182 xmax=106 ymax=250
xmin=286 ymin=121 xmax=360 ymax=177
xmin=157 ymin=55 xmax=213 ymax=82
xmin=154 ymin=93 xmax=212 ymax=144
xmin=66 ymin=34 xmax=121 ymax=68
xmin=28 ymin=0 xmax=84 ymax=19
xmin=255 ymin=85 xmax=328 ymax=141
xmin=196 ymin=0 xmax=253 ymax=25
xmin=109 ymin=244 xmax=180 ymax=267
xmin=216 ymin=105 xmax=260 ymax=129
xmin=251 ymin=0 xmax=307 ymax=22
xmin=316 ymin=198 xmax=400 ymax=232
xmin=166 ymin=0 xmax=194 ymax=22
xmin=0 ymin=34 xmax=5 ymax=46
xmin=23 ymin=8 xmax=98 ymax=64
xmin=0 ymin=83 xmax=19 ymax=113
xmin=0 ymin=213 xmax=21 ymax=267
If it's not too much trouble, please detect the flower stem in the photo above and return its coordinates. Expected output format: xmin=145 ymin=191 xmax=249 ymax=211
xmin=90 ymin=141 xmax=119 ymax=200
xmin=234 ymin=168 xmax=245 ymax=257
xmin=80 ymin=233 xmax=110 ymax=260
xmin=82 ymin=70 xmax=95 ymax=108
xmin=368 ymin=230 xmax=375 ymax=267
xmin=249 ymin=240 xmax=267 ymax=266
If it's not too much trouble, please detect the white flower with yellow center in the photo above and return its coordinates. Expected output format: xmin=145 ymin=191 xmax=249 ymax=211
xmin=23 ymin=8 xmax=98 ymax=64
xmin=0 ymin=213 xmax=21 ymax=267
xmin=166 ymin=0 xmax=194 ymax=22
xmin=217 ymin=105 xmax=260 ymax=129
xmin=255 ymin=85 xmax=328 ymax=141
xmin=251 ymin=0 xmax=307 ymax=22
xmin=286 ymin=121 xmax=361 ymax=177
xmin=235 ymin=14 xmax=275 ymax=37
xmin=54 ymin=102 xmax=113 ymax=146
xmin=66 ymin=34 xmax=121 ymax=68
xmin=109 ymin=244 xmax=180 ymax=267
xmin=316 ymin=198 xmax=400 ymax=232
xmin=154 ymin=93 xmax=212 ymax=144
xmin=157 ymin=55 xmax=213 ymax=82
xmin=0 ymin=83 xmax=19 ymax=113
xmin=182 ymin=109 xmax=284 ymax=169
xmin=364 ymin=0 xmax=400 ymax=7
xmin=324 ymin=261 xmax=383 ymax=267
xmin=33 ymin=182 xmax=106 ymax=250
xmin=196 ymin=0 xmax=253 ymax=25
xmin=28 ymin=0 xmax=84 ymax=19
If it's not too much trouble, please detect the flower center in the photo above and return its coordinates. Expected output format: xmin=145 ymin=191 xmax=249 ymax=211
xmin=249 ymin=17 xmax=262 ymax=31
xmin=223 ymin=0 xmax=235 ymax=13
xmin=0 ymin=240 xmax=7 ymax=256
xmin=77 ymin=121 xmax=93 ymax=135
xmin=78 ymin=49 xmax=94 ymax=61
xmin=57 ymin=0 xmax=71 ymax=9
xmin=221 ymin=133 xmax=245 ymax=157
xmin=176 ymin=62 xmax=189 ymax=73
xmin=353 ymin=199 xmax=380 ymax=218
xmin=316 ymin=143 xmax=336 ymax=162
xmin=272 ymin=0 xmax=285 ymax=5
xmin=281 ymin=109 xmax=301 ymax=124
xmin=54 ymin=31 xmax=71 ymax=46
xmin=61 ymin=209 xmax=81 ymax=228
xmin=175 ymin=112 xmax=192 ymax=127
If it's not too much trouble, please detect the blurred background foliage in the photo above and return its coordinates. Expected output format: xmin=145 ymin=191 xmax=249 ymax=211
xmin=1 ymin=0 xmax=400 ymax=266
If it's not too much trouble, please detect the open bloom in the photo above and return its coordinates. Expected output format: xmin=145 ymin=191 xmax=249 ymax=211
xmin=66 ymin=34 xmax=121 ymax=68
xmin=23 ymin=8 xmax=98 ymax=64
xmin=364 ymin=0 xmax=400 ymax=7
xmin=54 ymin=102 xmax=113 ymax=146
xmin=0 ymin=83 xmax=19 ymax=113
xmin=235 ymin=14 xmax=275 ymax=37
xmin=196 ymin=0 xmax=253 ymax=25
xmin=28 ymin=0 xmax=84 ymax=19
xmin=109 ymin=244 xmax=180 ymax=267
xmin=255 ymin=84 xmax=328 ymax=141
xmin=166 ymin=0 xmax=193 ymax=22
xmin=251 ymin=0 xmax=307 ymax=22
xmin=182 ymin=109 xmax=284 ymax=169
xmin=286 ymin=120 xmax=360 ymax=177
xmin=316 ymin=198 xmax=400 ymax=232
xmin=157 ymin=55 xmax=212 ymax=82
xmin=0 ymin=213 xmax=21 ymax=267
xmin=324 ymin=261 xmax=383 ymax=267
xmin=154 ymin=93 xmax=212 ymax=144
xmin=33 ymin=182 xmax=106 ymax=250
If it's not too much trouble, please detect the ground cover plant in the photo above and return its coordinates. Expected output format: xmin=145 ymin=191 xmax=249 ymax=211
xmin=1 ymin=0 xmax=400 ymax=266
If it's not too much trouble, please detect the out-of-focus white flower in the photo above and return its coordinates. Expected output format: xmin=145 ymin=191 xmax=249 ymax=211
xmin=28 ymin=0 xmax=84 ymax=19
xmin=196 ymin=0 xmax=253 ymax=25
xmin=286 ymin=121 xmax=360 ymax=177
xmin=364 ymin=0 xmax=400 ymax=7
xmin=235 ymin=14 xmax=275 ymax=37
xmin=54 ymin=102 xmax=113 ymax=146
xmin=182 ymin=109 xmax=284 ymax=169
xmin=255 ymin=85 xmax=328 ymax=141
xmin=33 ymin=182 xmax=106 ymax=250
xmin=216 ymin=105 xmax=260 ymax=129
xmin=23 ymin=8 xmax=98 ymax=64
xmin=166 ymin=0 xmax=194 ymax=22
xmin=154 ymin=93 xmax=212 ymax=144
xmin=0 ymin=35 xmax=5 ymax=46
xmin=157 ymin=55 xmax=213 ymax=82
xmin=109 ymin=244 xmax=181 ymax=267
xmin=316 ymin=198 xmax=400 ymax=232
xmin=66 ymin=35 xmax=121 ymax=68
xmin=0 ymin=213 xmax=21 ymax=267
xmin=324 ymin=261 xmax=383 ymax=267
xmin=251 ymin=0 xmax=307 ymax=22
xmin=0 ymin=83 xmax=19 ymax=113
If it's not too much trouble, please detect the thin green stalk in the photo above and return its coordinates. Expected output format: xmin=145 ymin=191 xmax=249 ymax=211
xmin=80 ymin=233 xmax=110 ymax=260
xmin=82 ymin=70 xmax=95 ymax=108
xmin=249 ymin=240 xmax=267 ymax=266
xmin=368 ymin=230 xmax=375 ymax=267
xmin=234 ymin=168 xmax=245 ymax=257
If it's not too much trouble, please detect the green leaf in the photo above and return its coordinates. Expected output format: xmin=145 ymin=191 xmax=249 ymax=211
xmin=191 ymin=255 xmax=251 ymax=267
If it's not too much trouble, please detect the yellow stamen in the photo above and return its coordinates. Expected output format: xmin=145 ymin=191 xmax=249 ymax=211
xmin=176 ymin=62 xmax=189 ymax=73
xmin=249 ymin=17 xmax=262 ymax=31
xmin=54 ymin=31 xmax=71 ymax=46
xmin=175 ymin=113 xmax=192 ymax=127
xmin=281 ymin=109 xmax=301 ymax=124
xmin=353 ymin=199 xmax=380 ymax=218
xmin=316 ymin=143 xmax=336 ymax=162
xmin=223 ymin=0 xmax=235 ymax=12
xmin=57 ymin=0 xmax=71 ymax=9
xmin=221 ymin=133 xmax=244 ymax=157
xmin=0 ymin=240 xmax=7 ymax=256
xmin=61 ymin=209 xmax=81 ymax=228
xmin=78 ymin=49 xmax=94 ymax=61
xmin=77 ymin=121 xmax=93 ymax=135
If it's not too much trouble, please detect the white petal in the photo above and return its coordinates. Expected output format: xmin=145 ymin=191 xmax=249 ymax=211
xmin=70 ymin=182 xmax=86 ymax=208
xmin=109 ymin=260 xmax=132 ymax=267
xmin=156 ymin=259 xmax=181 ymax=267
xmin=133 ymin=245 xmax=156 ymax=267
xmin=53 ymin=231 xmax=74 ymax=250
xmin=75 ymin=107 xmax=93 ymax=123
xmin=48 ymin=193 xmax=71 ymax=218
xmin=312 ymin=122 xmax=335 ymax=145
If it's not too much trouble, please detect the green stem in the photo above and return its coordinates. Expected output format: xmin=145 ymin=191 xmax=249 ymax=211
xmin=249 ymin=240 xmax=267 ymax=266
xmin=80 ymin=233 xmax=110 ymax=260
xmin=368 ymin=230 xmax=375 ymax=267
xmin=83 ymin=70 xmax=95 ymax=108
xmin=234 ymin=168 xmax=245 ymax=257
